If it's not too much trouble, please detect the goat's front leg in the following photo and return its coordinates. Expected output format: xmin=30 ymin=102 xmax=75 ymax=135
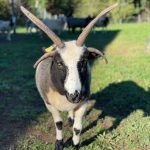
xmin=72 ymin=103 xmax=87 ymax=149
xmin=45 ymin=104 xmax=63 ymax=150
xmin=68 ymin=110 xmax=74 ymax=127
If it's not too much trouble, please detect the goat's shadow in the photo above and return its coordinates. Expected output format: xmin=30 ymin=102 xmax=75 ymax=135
xmin=81 ymin=80 xmax=150 ymax=147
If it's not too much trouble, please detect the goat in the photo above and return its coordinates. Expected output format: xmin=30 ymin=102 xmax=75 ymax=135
xmin=95 ymin=15 xmax=110 ymax=30
xmin=26 ymin=19 xmax=40 ymax=33
xmin=67 ymin=16 xmax=93 ymax=33
xmin=43 ymin=16 xmax=66 ymax=34
xmin=26 ymin=16 xmax=66 ymax=34
xmin=21 ymin=3 xmax=118 ymax=150
xmin=0 ymin=20 xmax=11 ymax=41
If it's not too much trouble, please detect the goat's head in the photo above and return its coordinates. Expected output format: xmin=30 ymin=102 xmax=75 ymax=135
xmin=21 ymin=3 xmax=117 ymax=103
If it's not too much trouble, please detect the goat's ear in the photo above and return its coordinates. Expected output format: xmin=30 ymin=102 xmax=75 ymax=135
xmin=33 ymin=51 xmax=57 ymax=68
xmin=87 ymin=47 xmax=108 ymax=63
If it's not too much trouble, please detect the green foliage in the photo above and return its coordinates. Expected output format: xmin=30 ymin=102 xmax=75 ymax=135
xmin=68 ymin=0 xmax=134 ymax=20
xmin=46 ymin=0 xmax=80 ymax=15
xmin=1 ymin=0 xmax=150 ymax=23
xmin=74 ymin=0 xmax=102 ymax=17
xmin=0 ymin=0 xmax=10 ymax=19
xmin=21 ymin=0 xmax=47 ymax=9
xmin=19 ymin=0 xmax=48 ymax=18
xmin=14 ymin=136 xmax=55 ymax=150
xmin=28 ymin=0 xmax=48 ymax=10
xmin=112 ymin=1 xmax=135 ymax=22
xmin=44 ymin=0 xmax=150 ymax=22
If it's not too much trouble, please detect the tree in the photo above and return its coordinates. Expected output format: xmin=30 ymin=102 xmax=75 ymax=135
xmin=73 ymin=0 xmax=102 ymax=17
xmin=0 ymin=0 xmax=10 ymax=20
xmin=134 ymin=0 xmax=140 ymax=7
xmin=16 ymin=0 xmax=150 ymax=24
xmin=45 ymin=0 xmax=80 ymax=16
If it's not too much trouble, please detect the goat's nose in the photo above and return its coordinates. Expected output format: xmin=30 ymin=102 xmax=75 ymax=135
xmin=66 ymin=90 xmax=80 ymax=103
xmin=71 ymin=90 xmax=80 ymax=100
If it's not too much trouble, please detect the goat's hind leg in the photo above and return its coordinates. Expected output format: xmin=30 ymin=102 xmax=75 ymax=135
xmin=72 ymin=103 xmax=87 ymax=149
xmin=45 ymin=103 xmax=63 ymax=150
xmin=6 ymin=29 xmax=11 ymax=41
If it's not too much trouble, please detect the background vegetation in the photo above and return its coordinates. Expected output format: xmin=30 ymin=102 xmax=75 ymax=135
xmin=1 ymin=0 xmax=150 ymax=22
xmin=0 ymin=0 xmax=11 ymax=20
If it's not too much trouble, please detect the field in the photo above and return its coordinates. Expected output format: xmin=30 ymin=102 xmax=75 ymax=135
xmin=0 ymin=23 xmax=150 ymax=150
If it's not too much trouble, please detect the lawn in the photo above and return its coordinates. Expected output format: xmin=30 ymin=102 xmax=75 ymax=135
xmin=0 ymin=22 xmax=150 ymax=150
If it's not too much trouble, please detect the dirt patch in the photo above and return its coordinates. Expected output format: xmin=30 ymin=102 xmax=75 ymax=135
xmin=102 ymin=116 xmax=115 ymax=129
xmin=25 ymin=125 xmax=55 ymax=144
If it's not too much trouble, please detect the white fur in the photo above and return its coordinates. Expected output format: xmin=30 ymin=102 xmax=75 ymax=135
xmin=58 ymin=41 xmax=85 ymax=95
xmin=45 ymin=103 xmax=63 ymax=140
xmin=68 ymin=110 xmax=74 ymax=119
xmin=46 ymin=88 xmax=79 ymax=111
xmin=73 ymin=103 xmax=87 ymax=145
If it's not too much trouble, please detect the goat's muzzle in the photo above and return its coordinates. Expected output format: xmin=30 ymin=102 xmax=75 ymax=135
xmin=66 ymin=90 xmax=81 ymax=103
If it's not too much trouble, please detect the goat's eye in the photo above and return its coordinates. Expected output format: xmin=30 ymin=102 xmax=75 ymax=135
xmin=57 ymin=61 xmax=64 ymax=68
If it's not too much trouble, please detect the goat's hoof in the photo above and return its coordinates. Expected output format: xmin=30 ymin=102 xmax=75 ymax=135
xmin=55 ymin=140 xmax=63 ymax=150
xmin=74 ymin=144 xmax=79 ymax=150
xmin=68 ymin=117 xmax=74 ymax=127
xmin=71 ymin=141 xmax=80 ymax=150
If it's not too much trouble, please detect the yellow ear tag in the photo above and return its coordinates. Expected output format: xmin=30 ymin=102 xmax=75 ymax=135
xmin=45 ymin=45 xmax=55 ymax=53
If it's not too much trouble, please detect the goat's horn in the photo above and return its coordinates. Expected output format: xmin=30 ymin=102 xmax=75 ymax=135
xmin=76 ymin=3 xmax=118 ymax=46
xmin=20 ymin=6 xmax=65 ymax=48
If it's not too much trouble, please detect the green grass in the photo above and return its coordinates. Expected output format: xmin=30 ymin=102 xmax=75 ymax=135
xmin=0 ymin=22 xmax=150 ymax=150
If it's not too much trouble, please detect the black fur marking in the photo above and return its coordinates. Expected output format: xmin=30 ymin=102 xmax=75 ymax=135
xmin=71 ymin=140 xmax=80 ymax=149
xmin=77 ymin=51 xmax=90 ymax=101
xmin=74 ymin=128 xmax=81 ymax=135
xmin=68 ymin=117 xmax=74 ymax=127
xmin=74 ymin=144 xmax=80 ymax=150
xmin=55 ymin=139 xmax=63 ymax=150
xmin=51 ymin=53 xmax=67 ymax=95
xmin=77 ymin=52 xmax=88 ymax=81
xmin=56 ymin=121 xmax=63 ymax=130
